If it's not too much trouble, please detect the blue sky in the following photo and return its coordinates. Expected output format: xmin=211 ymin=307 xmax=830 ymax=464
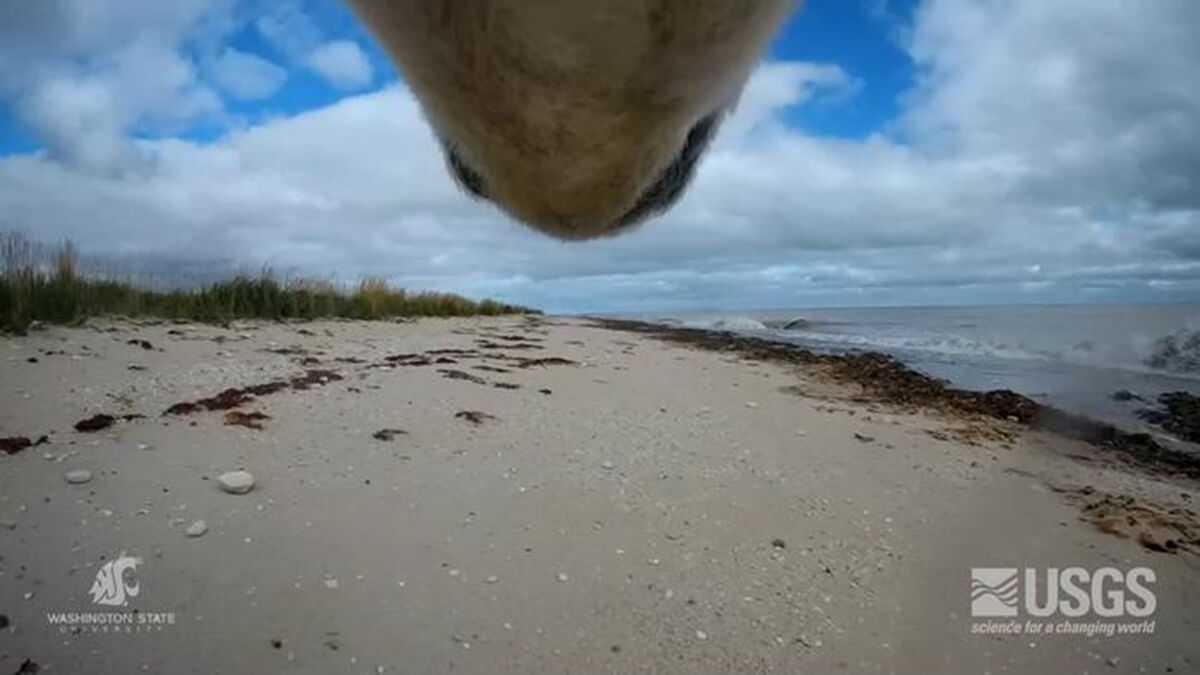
xmin=0 ymin=0 xmax=1197 ymax=313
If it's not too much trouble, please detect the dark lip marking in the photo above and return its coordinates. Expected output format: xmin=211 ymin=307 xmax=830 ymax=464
xmin=444 ymin=140 xmax=489 ymax=199
xmin=439 ymin=111 xmax=723 ymax=233
xmin=614 ymin=111 xmax=723 ymax=230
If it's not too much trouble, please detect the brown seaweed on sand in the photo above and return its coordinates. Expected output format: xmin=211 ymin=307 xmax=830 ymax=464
xmin=224 ymin=411 xmax=270 ymax=430
xmin=438 ymin=369 xmax=487 ymax=385
xmin=455 ymin=411 xmax=497 ymax=425
xmin=1056 ymin=486 xmax=1200 ymax=554
xmin=74 ymin=414 xmax=117 ymax=432
xmin=1 ymin=435 xmax=49 ymax=455
xmin=164 ymin=370 xmax=342 ymax=416
xmin=512 ymin=357 xmax=577 ymax=369
xmin=372 ymin=428 xmax=408 ymax=441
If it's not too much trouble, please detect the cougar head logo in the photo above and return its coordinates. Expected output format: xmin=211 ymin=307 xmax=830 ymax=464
xmin=89 ymin=552 xmax=143 ymax=607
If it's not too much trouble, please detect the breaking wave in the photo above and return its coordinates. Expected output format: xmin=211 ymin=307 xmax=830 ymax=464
xmin=1142 ymin=329 xmax=1200 ymax=375
xmin=681 ymin=316 xmax=769 ymax=331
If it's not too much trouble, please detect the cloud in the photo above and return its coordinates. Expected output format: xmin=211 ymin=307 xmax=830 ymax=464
xmin=0 ymin=0 xmax=232 ymax=173
xmin=0 ymin=0 xmax=1197 ymax=312
xmin=207 ymin=48 xmax=288 ymax=101
xmin=254 ymin=1 xmax=326 ymax=63
xmin=307 ymin=40 xmax=374 ymax=91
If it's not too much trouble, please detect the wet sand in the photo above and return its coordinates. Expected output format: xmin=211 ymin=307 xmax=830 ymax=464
xmin=2 ymin=315 xmax=1198 ymax=674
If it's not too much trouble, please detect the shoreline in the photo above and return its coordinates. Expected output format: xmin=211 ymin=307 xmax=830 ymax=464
xmin=588 ymin=317 xmax=1200 ymax=481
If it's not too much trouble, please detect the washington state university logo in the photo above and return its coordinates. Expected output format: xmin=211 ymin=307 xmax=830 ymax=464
xmin=971 ymin=568 xmax=1020 ymax=617
xmin=89 ymin=552 xmax=143 ymax=607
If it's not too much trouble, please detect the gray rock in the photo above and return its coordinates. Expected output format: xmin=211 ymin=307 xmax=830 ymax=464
xmin=64 ymin=469 xmax=93 ymax=484
xmin=185 ymin=520 xmax=208 ymax=537
xmin=217 ymin=470 xmax=255 ymax=494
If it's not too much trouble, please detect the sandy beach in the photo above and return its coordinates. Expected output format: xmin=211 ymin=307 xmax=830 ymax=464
xmin=2 ymin=315 xmax=1198 ymax=674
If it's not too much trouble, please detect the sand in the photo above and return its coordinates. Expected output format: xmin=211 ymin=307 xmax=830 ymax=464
xmin=1 ymin=315 xmax=1197 ymax=674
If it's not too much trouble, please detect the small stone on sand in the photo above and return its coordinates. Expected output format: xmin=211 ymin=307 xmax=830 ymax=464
xmin=601 ymin=461 xmax=615 ymax=470
xmin=696 ymin=630 xmax=708 ymax=640
xmin=745 ymin=402 xmax=759 ymax=409
xmin=557 ymin=572 xmax=569 ymax=582
xmin=185 ymin=520 xmax=208 ymax=537
xmin=217 ymin=470 xmax=255 ymax=494
xmin=64 ymin=469 xmax=93 ymax=484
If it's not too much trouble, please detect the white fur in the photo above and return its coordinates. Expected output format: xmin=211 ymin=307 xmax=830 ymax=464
xmin=349 ymin=0 xmax=799 ymax=239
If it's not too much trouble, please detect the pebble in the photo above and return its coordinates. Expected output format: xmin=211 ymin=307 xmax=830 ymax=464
xmin=601 ymin=461 xmax=615 ymax=470
xmin=217 ymin=471 xmax=255 ymax=494
xmin=324 ymin=579 xmax=339 ymax=589
xmin=557 ymin=573 xmax=569 ymax=583
xmin=137 ymin=443 xmax=153 ymax=451
xmin=745 ymin=402 xmax=759 ymax=409
xmin=185 ymin=520 xmax=208 ymax=537
xmin=64 ymin=469 xmax=93 ymax=484
xmin=696 ymin=630 xmax=708 ymax=640
xmin=485 ymin=576 xmax=499 ymax=584
xmin=0 ymin=520 xmax=17 ymax=530
xmin=24 ymin=591 xmax=35 ymax=600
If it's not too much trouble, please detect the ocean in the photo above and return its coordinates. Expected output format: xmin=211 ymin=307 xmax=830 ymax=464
xmin=629 ymin=303 xmax=1200 ymax=446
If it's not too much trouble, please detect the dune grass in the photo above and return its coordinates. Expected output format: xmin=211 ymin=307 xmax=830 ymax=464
xmin=0 ymin=232 xmax=537 ymax=334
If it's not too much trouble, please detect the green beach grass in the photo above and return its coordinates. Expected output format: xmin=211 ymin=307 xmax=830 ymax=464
xmin=0 ymin=232 xmax=537 ymax=334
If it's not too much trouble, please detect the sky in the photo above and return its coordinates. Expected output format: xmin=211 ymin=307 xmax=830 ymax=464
xmin=0 ymin=0 xmax=1197 ymax=314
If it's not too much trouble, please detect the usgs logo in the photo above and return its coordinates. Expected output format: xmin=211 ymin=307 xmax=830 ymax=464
xmin=971 ymin=567 xmax=1156 ymax=618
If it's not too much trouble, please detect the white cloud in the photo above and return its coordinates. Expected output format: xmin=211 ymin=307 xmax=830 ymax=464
xmin=207 ymin=47 xmax=288 ymax=101
xmin=0 ymin=0 xmax=1197 ymax=311
xmin=254 ymin=1 xmax=325 ymax=63
xmin=0 ymin=1 xmax=232 ymax=173
xmin=307 ymin=40 xmax=374 ymax=91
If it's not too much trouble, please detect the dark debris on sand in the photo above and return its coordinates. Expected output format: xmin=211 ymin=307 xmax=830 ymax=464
xmin=224 ymin=411 xmax=270 ymax=430
xmin=455 ymin=411 xmax=497 ymax=425
xmin=126 ymin=338 xmax=154 ymax=350
xmin=164 ymin=369 xmax=343 ymax=416
xmin=1 ymin=435 xmax=49 ymax=455
xmin=1056 ymin=485 xmax=1199 ymax=554
xmin=589 ymin=318 xmax=1200 ymax=480
xmin=512 ymin=357 xmax=577 ymax=369
xmin=383 ymin=353 xmax=433 ymax=367
xmin=476 ymin=340 xmax=544 ymax=350
xmin=426 ymin=348 xmax=481 ymax=356
xmin=478 ymin=333 xmax=545 ymax=343
xmin=74 ymin=413 xmax=147 ymax=431
xmin=372 ymin=428 xmax=408 ymax=441
xmin=74 ymin=414 xmax=115 ymax=432
xmin=438 ymin=369 xmax=488 ymax=385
